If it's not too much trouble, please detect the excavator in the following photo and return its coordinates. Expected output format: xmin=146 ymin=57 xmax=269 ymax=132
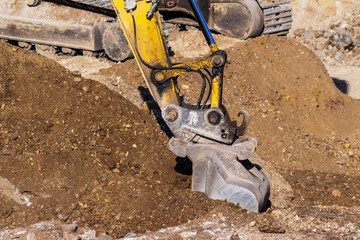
xmin=1 ymin=0 xmax=278 ymax=212
xmin=1 ymin=0 xmax=292 ymax=61
xmin=108 ymin=0 xmax=269 ymax=212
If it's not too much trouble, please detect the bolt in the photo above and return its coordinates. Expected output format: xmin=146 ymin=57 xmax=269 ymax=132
xmin=213 ymin=58 xmax=221 ymax=65
xmin=212 ymin=56 xmax=223 ymax=66
xmin=165 ymin=107 xmax=178 ymax=122
xmin=221 ymin=133 xmax=228 ymax=139
xmin=165 ymin=0 xmax=177 ymax=7
xmin=154 ymin=71 xmax=165 ymax=82
xmin=246 ymin=144 xmax=253 ymax=151
xmin=208 ymin=111 xmax=221 ymax=125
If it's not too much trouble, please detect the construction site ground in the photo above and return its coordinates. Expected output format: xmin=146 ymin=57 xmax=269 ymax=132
xmin=1 ymin=0 xmax=360 ymax=239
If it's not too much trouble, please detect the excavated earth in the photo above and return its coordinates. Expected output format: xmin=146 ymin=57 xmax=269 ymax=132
xmin=1 ymin=33 xmax=360 ymax=239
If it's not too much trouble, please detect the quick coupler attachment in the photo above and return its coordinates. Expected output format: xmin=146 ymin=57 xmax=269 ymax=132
xmin=168 ymin=137 xmax=270 ymax=212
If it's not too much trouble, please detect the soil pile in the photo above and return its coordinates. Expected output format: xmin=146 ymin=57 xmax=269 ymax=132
xmin=2 ymin=33 xmax=360 ymax=239
xmin=0 ymin=43 xmax=233 ymax=238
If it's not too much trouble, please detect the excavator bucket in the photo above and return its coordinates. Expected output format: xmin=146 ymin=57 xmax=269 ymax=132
xmin=168 ymin=137 xmax=270 ymax=212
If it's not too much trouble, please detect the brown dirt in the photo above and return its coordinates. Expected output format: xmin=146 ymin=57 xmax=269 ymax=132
xmin=0 ymin=42 xmax=233 ymax=238
xmin=1 ymin=33 xmax=360 ymax=239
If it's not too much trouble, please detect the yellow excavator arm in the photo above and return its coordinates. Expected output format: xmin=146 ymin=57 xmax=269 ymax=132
xmin=112 ymin=0 xmax=270 ymax=212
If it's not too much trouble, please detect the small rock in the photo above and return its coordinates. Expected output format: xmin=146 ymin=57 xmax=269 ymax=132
xmin=57 ymin=213 xmax=69 ymax=222
xmin=356 ymin=33 xmax=360 ymax=48
xmin=114 ymin=213 xmax=121 ymax=221
xmin=82 ymin=86 xmax=89 ymax=92
xmin=336 ymin=159 xmax=346 ymax=165
xmin=26 ymin=233 xmax=38 ymax=240
xmin=180 ymin=231 xmax=197 ymax=238
xmin=182 ymin=84 xmax=190 ymax=90
xmin=293 ymin=28 xmax=305 ymax=37
xmin=348 ymin=150 xmax=354 ymax=157
xmin=261 ymin=108 xmax=268 ymax=113
xmin=344 ymin=143 xmax=350 ymax=149
xmin=73 ymin=77 xmax=82 ymax=83
xmin=332 ymin=189 xmax=341 ymax=197
xmin=331 ymin=189 xmax=341 ymax=197
xmin=304 ymin=27 xmax=313 ymax=39
xmin=335 ymin=52 xmax=343 ymax=61
xmin=249 ymin=221 xmax=256 ymax=227
xmin=112 ymin=168 xmax=120 ymax=173
xmin=72 ymin=71 xmax=82 ymax=77
xmin=125 ymin=232 xmax=137 ymax=238
xmin=2 ymin=148 xmax=15 ymax=156
xmin=331 ymin=29 xmax=353 ymax=49
xmin=217 ymin=212 xmax=223 ymax=218
xmin=314 ymin=30 xmax=324 ymax=38
xmin=105 ymin=148 xmax=111 ymax=155
xmin=271 ymin=209 xmax=284 ymax=218
xmin=61 ymin=222 xmax=78 ymax=233
xmin=230 ymin=233 xmax=240 ymax=240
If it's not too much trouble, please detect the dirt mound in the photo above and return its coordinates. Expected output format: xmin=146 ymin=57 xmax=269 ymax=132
xmin=2 ymin=33 xmax=360 ymax=239
xmin=0 ymin=43 xmax=235 ymax=238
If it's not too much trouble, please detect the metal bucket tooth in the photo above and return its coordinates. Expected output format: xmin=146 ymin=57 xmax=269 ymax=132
xmin=168 ymin=137 xmax=270 ymax=212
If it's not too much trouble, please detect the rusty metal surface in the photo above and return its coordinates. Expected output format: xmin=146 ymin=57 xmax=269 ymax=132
xmin=0 ymin=15 xmax=105 ymax=51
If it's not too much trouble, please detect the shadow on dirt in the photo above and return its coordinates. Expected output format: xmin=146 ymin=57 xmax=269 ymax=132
xmin=332 ymin=77 xmax=348 ymax=94
xmin=174 ymin=157 xmax=193 ymax=175
xmin=138 ymin=86 xmax=173 ymax=138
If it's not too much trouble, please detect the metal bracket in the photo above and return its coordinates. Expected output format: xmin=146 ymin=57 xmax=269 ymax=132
xmin=162 ymin=104 xmax=236 ymax=144
xmin=236 ymin=110 xmax=250 ymax=136
xmin=125 ymin=0 xmax=136 ymax=11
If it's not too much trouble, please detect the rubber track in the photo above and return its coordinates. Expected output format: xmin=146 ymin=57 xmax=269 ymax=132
xmin=257 ymin=0 xmax=292 ymax=36
xmin=57 ymin=0 xmax=292 ymax=36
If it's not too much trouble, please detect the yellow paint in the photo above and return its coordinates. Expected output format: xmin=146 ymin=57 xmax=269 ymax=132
xmin=111 ymin=0 xmax=179 ymax=108
xmin=209 ymin=44 xmax=219 ymax=53
xmin=211 ymin=75 xmax=221 ymax=108
xmin=112 ymin=0 xmax=168 ymax=65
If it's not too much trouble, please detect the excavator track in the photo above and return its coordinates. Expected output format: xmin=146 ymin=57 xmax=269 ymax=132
xmin=54 ymin=0 xmax=293 ymax=36
xmin=258 ymin=0 xmax=292 ymax=36
xmin=0 ymin=0 xmax=292 ymax=61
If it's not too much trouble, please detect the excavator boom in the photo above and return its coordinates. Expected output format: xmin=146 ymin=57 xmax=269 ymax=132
xmin=111 ymin=0 xmax=270 ymax=212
